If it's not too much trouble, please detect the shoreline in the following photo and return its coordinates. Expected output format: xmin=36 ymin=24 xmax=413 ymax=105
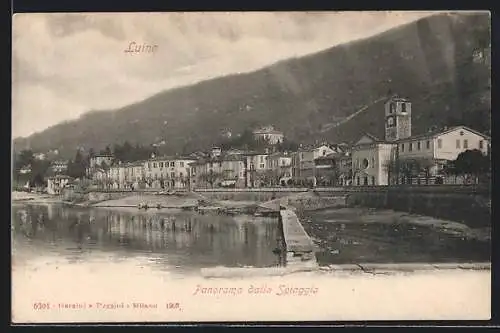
xmin=201 ymin=262 xmax=491 ymax=278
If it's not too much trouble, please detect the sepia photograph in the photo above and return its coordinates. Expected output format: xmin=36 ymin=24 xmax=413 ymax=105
xmin=11 ymin=11 xmax=491 ymax=323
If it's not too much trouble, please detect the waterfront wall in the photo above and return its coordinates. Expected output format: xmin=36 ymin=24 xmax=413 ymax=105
xmin=194 ymin=188 xmax=308 ymax=202
xmin=61 ymin=189 xmax=134 ymax=203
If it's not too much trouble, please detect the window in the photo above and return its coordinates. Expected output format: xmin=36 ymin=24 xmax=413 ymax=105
xmin=323 ymin=150 xmax=326 ymax=156
xmin=456 ymin=139 xmax=461 ymax=149
xmin=153 ymin=163 xmax=157 ymax=168
xmin=170 ymin=172 xmax=175 ymax=178
xmin=372 ymin=176 xmax=376 ymax=185
xmin=281 ymin=159 xmax=286 ymax=165
xmin=159 ymin=162 xmax=163 ymax=168
xmin=179 ymin=172 xmax=183 ymax=178
xmin=180 ymin=162 xmax=184 ymax=167
xmin=417 ymin=141 xmax=421 ymax=150
xmin=170 ymin=162 xmax=175 ymax=167
xmin=438 ymin=139 xmax=442 ymax=149
xmin=426 ymin=140 xmax=430 ymax=149
xmin=463 ymin=140 xmax=468 ymax=149
xmin=387 ymin=117 xmax=395 ymax=127
xmin=356 ymin=177 xmax=360 ymax=186
xmin=147 ymin=163 xmax=151 ymax=169
xmin=409 ymin=143 xmax=413 ymax=152
xmin=401 ymin=103 xmax=407 ymax=113
xmin=363 ymin=177 xmax=368 ymax=185
xmin=260 ymin=163 xmax=265 ymax=169
xmin=260 ymin=156 xmax=264 ymax=162
xmin=479 ymin=140 xmax=484 ymax=149
xmin=362 ymin=158 xmax=369 ymax=169
xmin=371 ymin=157 xmax=375 ymax=168
xmin=401 ymin=143 xmax=405 ymax=152
xmin=390 ymin=103 xmax=395 ymax=114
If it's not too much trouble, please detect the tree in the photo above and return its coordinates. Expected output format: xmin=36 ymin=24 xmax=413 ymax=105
xmin=453 ymin=149 xmax=490 ymax=184
xmin=67 ymin=150 xmax=86 ymax=179
xmin=276 ymin=138 xmax=299 ymax=152
xmin=31 ymin=173 xmax=45 ymax=188
xmin=199 ymin=170 xmax=223 ymax=188
xmin=383 ymin=159 xmax=399 ymax=185
xmin=398 ymin=159 xmax=416 ymax=185
xmin=14 ymin=149 xmax=34 ymax=171
xmin=100 ymin=145 xmax=112 ymax=155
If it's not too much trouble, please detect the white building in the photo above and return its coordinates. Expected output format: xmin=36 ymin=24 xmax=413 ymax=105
xmin=33 ymin=153 xmax=46 ymax=161
xmin=291 ymin=144 xmax=336 ymax=182
xmin=244 ymin=152 xmax=270 ymax=187
xmin=47 ymin=175 xmax=72 ymax=195
xmin=351 ymin=134 xmax=396 ymax=186
xmin=252 ymin=125 xmax=284 ymax=144
xmin=268 ymin=152 xmax=293 ymax=185
xmin=143 ymin=156 xmax=195 ymax=189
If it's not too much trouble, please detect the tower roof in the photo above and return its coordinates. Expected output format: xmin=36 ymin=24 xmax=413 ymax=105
xmin=386 ymin=94 xmax=410 ymax=103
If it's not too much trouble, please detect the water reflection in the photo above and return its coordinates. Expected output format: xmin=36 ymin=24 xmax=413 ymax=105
xmin=12 ymin=204 xmax=281 ymax=274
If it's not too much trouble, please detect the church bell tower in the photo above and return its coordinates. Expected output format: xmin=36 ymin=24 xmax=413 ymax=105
xmin=384 ymin=95 xmax=412 ymax=142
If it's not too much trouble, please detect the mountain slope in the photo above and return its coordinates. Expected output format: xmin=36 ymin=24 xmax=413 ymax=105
xmin=13 ymin=12 xmax=491 ymax=158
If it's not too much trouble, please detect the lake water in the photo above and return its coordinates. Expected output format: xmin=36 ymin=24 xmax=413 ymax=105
xmin=11 ymin=204 xmax=491 ymax=277
xmin=11 ymin=203 xmax=282 ymax=277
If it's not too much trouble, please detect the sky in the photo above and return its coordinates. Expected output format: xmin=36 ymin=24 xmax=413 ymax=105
xmin=12 ymin=11 xmax=435 ymax=139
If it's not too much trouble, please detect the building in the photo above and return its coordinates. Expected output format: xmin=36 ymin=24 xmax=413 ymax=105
xmin=107 ymin=163 xmax=121 ymax=188
xmin=123 ymin=161 xmax=145 ymax=188
xmin=384 ymin=96 xmax=412 ymax=142
xmin=143 ymin=156 xmax=195 ymax=189
xmin=51 ymin=160 xmax=69 ymax=174
xmin=395 ymin=125 xmax=491 ymax=184
xmin=336 ymin=151 xmax=353 ymax=186
xmin=191 ymin=154 xmax=246 ymax=189
xmin=252 ymin=125 xmax=284 ymax=144
xmin=244 ymin=151 xmax=270 ymax=187
xmin=47 ymin=175 xmax=73 ymax=195
xmin=291 ymin=144 xmax=336 ymax=184
xmin=19 ymin=164 xmax=32 ymax=175
xmin=86 ymin=153 xmax=115 ymax=178
xmin=33 ymin=153 xmax=46 ymax=161
xmin=351 ymin=95 xmax=412 ymax=186
xmin=90 ymin=154 xmax=115 ymax=168
xmin=90 ymin=168 xmax=108 ymax=187
xmin=268 ymin=152 xmax=293 ymax=186
xmin=351 ymin=94 xmax=490 ymax=186
xmin=351 ymin=133 xmax=397 ymax=186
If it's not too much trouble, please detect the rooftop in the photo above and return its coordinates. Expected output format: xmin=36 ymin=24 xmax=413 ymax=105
xmin=92 ymin=154 xmax=114 ymax=158
xmin=148 ymin=155 xmax=196 ymax=162
xmin=397 ymin=125 xmax=491 ymax=141
xmin=252 ymin=125 xmax=283 ymax=135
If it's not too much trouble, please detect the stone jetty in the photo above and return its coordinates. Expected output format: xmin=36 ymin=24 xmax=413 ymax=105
xmin=279 ymin=207 xmax=318 ymax=269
